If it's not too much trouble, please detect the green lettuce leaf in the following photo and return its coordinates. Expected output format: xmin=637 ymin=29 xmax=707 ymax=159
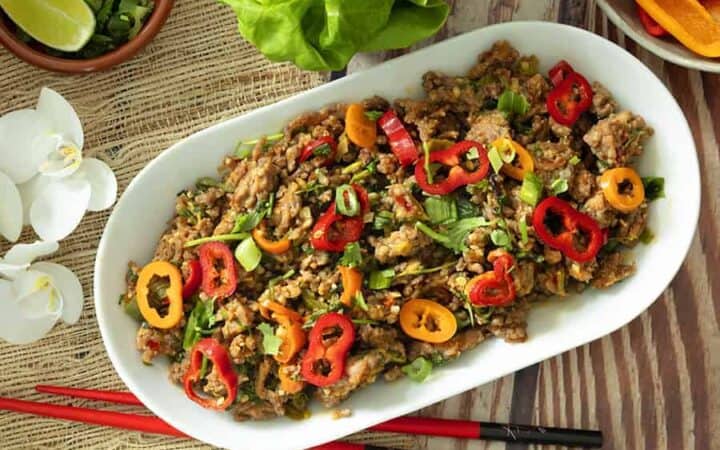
xmin=219 ymin=0 xmax=449 ymax=71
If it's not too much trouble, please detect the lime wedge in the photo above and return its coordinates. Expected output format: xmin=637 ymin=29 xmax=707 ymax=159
xmin=0 ymin=0 xmax=96 ymax=52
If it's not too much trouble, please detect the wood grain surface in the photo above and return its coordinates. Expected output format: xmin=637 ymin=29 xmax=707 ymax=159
xmin=348 ymin=1 xmax=720 ymax=449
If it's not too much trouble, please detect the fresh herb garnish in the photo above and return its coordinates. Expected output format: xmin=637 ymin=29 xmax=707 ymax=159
xmin=364 ymin=110 xmax=384 ymax=121
xmin=183 ymin=298 xmax=217 ymax=350
xmin=497 ymin=90 xmax=530 ymax=117
xmin=550 ymin=178 xmax=569 ymax=195
xmin=569 ymin=155 xmax=581 ymax=165
xmin=416 ymin=217 xmax=491 ymax=253
xmin=369 ymin=269 xmax=395 ymax=290
xmin=402 ymin=357 xmax=433 ymax=382
xmin=373 ymin=210 xmax=394 ymax=231
xmin=354 ymin=291 xmax=369 ymax=311
xmin=338 ymin=242 xmax=363 ymax=268
xmin=456 ymin=196 xmax=480 ymax=219
xmin=639 ymin=227 xmax=654 ymax=244
xmin=490 ymin=229 xmax=511 ymax=248
xmin=642 ymin=176 xmax=665 ymax=201
xmin=519 ymin=172 xmax=543 ymax=206
xmin=258 ymin=323 xmax=282 ymax=356
xmin=231 ymin=194 xmax=275 ymax=233
xmin=183 ymin=233 xmax=249 ymax=248
xmin=235 ymin=237 xmax=262 ymax=271
xmin=424 ymin=196 xmax=457 ymax=225
xmin=312 ymin=143 xmax=332 ymax=157
xmin=487 ymin=146 xmax=504 ymax=174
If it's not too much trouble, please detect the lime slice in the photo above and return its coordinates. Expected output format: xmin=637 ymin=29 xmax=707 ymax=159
xmin=0 ymin=0 xmax=96 ymax=52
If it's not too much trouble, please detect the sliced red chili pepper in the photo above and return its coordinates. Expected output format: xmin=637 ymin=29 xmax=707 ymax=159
xmin=300 ymin=312 xmax=355 ymax=387
xmin=468 ymin=253 xmax=516 ymax=307
xmin=183 ymin=338 xmax=238 ymax=410
xmin=378 ymin=109 xmax=418 ymax=166
xmin=414 ymin=140 xmax=490 ymax=195
xmin=636 ymin=4 xmax=668 ymax=37
xmin=546 ymin=71 xmax=593 ymax=126
xmin=299 ymin=136 xmax=337 ymax=166
xmin=310 ymin=185 xmax=369 ymax=252
xmin=532 ymin=197 xmax=604 ymax=263
xmin=548 ymin=60 xmax=574 ymax=87
xmin=182 ymin=259 xmax=202 ymax=299
xmin=198 ymin=242 xmax=238 ymax=299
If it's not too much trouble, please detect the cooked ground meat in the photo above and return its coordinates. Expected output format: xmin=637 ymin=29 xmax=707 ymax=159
xmin=125 ymin=41 xmax=657 ymax=421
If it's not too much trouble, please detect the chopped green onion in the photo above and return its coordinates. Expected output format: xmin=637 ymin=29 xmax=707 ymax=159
xmin=195 ymin=176 xmax=222 ymax=190
xmin=642 ymin=176 xmax=665 ymax=201
xmin=550 ymin=178 xmax=569 ymax=195
xmin=121 ymin=296 xmax=142 ymax=321
xmin=490 ymin=229 xmax=511 ymax=248
xmin=422 ymin=141 xmax=434 ymax=184
xmin=497 ymin=90 xmax=530 ymax=117
xmin=402 ymin=357 xmax=433 ymax=382
xmin=184 ymin=233 xmax=249 ymax=248
xmin=373 ymin=210 xmax=394 ymax=231
xmin=242 ymin=133 xmax=283 ymax=146
xmin=341 ymin=160 xmax=365 ymax=174
xmin=338 ymin=242 xmax=362 ymax=267
xmin=519 ymin=172 xmax=543 ymax=206
xmin=487 ymin=146 xmax=504 ymax=174
xmin=269 ymin=269 xmax=296 ymax=287
xmin=516 ymin=55 xmax=539 ymax=75
xmin=369 ymin=269 xmax=395 ymax=290
xmin=639 ymin=227 xmax=654 ymax=244
xmin=424 ymin=196 xmax=458 ymax=225
xmin=519 ymin=220 xmax=529 ymax=244
xmin=235 ymin=237 xmax=262 ymax=271
xmin=354 ymin=291 xmax=369 ymax=311
xmin=258 ymin=323 xmax=282 ymax=355
xmin=312 ymin=144 xmax=332 ymax=157
xmin=364 ymin=110 xmax=384 ymax=121
xmin=302 ymin=289 xmax=324 ymax=310
xmin=569 ymin=155 xmax=581 ymax=165
xmin=398 ymin=261 xmax=455 ymax=277
xmin=466 ymin=146 xmax=479 ymax=160
xmin=350 ymin=160 xmax=378 ymax=183
xmin=335 ymin=184 xmax=360 ymax=216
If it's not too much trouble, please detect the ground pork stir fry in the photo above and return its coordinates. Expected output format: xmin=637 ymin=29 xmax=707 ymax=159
xmin=121 ymin=41 xmax=663 ymax=421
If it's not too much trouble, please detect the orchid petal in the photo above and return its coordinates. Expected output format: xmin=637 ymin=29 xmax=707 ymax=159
xmin=18 ymin=175 xmax=56 ymax=226
xmin=0 ymin=109 xmax=52 ymax=184
xmin=0 ymin=279 xmax=59 ymax=345
xmin=4 ymin=240 xmax=59 ymax=265
xmin=0 ymin=262 xmax=29 ymax=280
xmin=31 ymin=262 xmax=83 ymax=324
xmin=71 ymin=158 xmax=117 ymax=211
xmin=12 ymin=270 xmax=63 ymax=318
xmin=0 ymin=170 xmax=23 ymax=242
xmin=30 ymin=178 xmax=91 ymax=241
xmin=38 ymin=137 xmax=83 ymax=178
xmin=36 ymin=88 xmax=84 ymax=150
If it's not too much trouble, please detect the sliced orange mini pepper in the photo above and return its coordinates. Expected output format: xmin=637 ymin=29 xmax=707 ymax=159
xmin=399 ymin=299 xmax=457 ymax=344
xmin=345 ymin=103 xmax=377 ymax=148
xmin=274 ymin=314 xmax=306 ymax=364
xmin=252 ymin=222 xmax=291 ymax=255
xmin=599 ymin=167 xmax=645 ymax=213
xmin=636 ymin=0 xmax=720 ymax=57
xmin=494 ymin=137 xmax=534 ymax=181
xmin=259 ymin=300 xmax=303 ymax=322
xmin=339 ymin=266 xmax=363 ymax=307
xmin=136 ymin=261 xmax=184 ymax=329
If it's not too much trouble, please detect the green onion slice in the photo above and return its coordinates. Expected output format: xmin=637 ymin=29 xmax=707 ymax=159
xmin=184 ymin=233 xmax=249 ymax=248
xmin=335 ymin=184 xmax=360 ymax=216
xmin=235 ymin=237 xmax=262 ymax=271
xmin=402 ymin=357 xmax=433 ymax=382
xmin=519 ymin=172 xmax=543 ymax=206
xmin=487 ymin=146 xmax=504 ymax=174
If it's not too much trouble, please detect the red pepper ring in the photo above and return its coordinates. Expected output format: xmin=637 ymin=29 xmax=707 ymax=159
xmin=378 ymin=109 xmax=419 ymax=166
xmin=181 ymin=259 xmax=202 ymax=299
xmin=300 ymin=312 xmax=355 ymax=387
xmin=468 ymin=253 xmax=516 ymax=307
xmin=198 ymin=242 xmax=238 ymax=300
xmin=310 ymin=185 xmax=369 ymax=253
xmin=546 ymin=71 xmax=593 ymax=126
xmin=532 ymin=197 xmax=604 ymax=263
xmin=414 ymin=140 xmax=490 ymax=195
xmin=183 ymin=338 xmax=238 ymax=410
xmin=548 ymin=60 xmax=575 ymax=87
xmin=299 ymin=136 xmax=337 ymax=166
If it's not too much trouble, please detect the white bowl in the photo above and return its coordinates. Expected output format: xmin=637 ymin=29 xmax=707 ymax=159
xmin=95 ymin=21 xmax=700 ymax=450
xmin=597 ymin=0 xmax=720 ymax=73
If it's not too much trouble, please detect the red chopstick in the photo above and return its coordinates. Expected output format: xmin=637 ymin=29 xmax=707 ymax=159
xmin=23 ymin=385 xmax=602 ymax=448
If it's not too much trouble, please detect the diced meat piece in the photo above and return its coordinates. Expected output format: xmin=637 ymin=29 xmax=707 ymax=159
xmin=590 ymin=82 xmax=617 ymax=119
xmin=468 ymin=40 xmax=519 ymax=78
xmin=569 ymin=168 xmax=596 ymax=202
xmin=315 ymin=350 xmax=387 ymax=407
xmin=407 ymin=328 xmax=486 ymax=361
xmin=374 ymin=224 xmax=432 ymax=264
xmin=583 ymin=111 xmax=653 ymax=167
xmin=465 ymin=111 xmax=510 ymax=145
xmin=582 ymin=190 xmax=617 ymax=228
xmin=136 ymin=326 xmax=182 ymax=364
xmin=591 ymin=252 xmax=635 ymax=288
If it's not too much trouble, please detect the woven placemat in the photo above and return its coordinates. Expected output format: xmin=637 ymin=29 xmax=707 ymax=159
xmin=0 ymin=1 xmax=416 ymax=449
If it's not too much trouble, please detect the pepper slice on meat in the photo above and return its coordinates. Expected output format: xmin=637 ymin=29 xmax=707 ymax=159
xmin=345 ymin=103 xmax=377 ymax=148
xmin=546 ymin=71 xmax=593 ymax=126
xmin=310 ymin=184 xmax=369 ymax=252
xmin=183 ymin=338 xmax=238 ymax=410
xmin=278 ymin=364 xmax=305 ymax=394
xmin=252 ymin=222 xmax=291 ymax=254
xmin=414 ymin=140 xmax=490 ymax=195
xmin=466 ymin=251 xmax=516 ymax=307
xmin=548 ymin=60 xmax=575 ymax=86
xmin=299 ymin=136 xmax=337 ymax=166
xmin=338 ymin=266 xmax=363 ymax=307
xmin=399 ymin=299 xmax=457 ymax=344
xmin=136 ymin=261 xmax=184 ymax=329
xmin=198 ymin=242 xmax=238 ymax=299
xmin=300 ymin=312 xmax=355 ymax=387
xmin=274 ymin=314 xmax=307 ymax=364
xmin=378 ymin=109 xmax=419 ymax=166
xmin=495 ymin=138 xmax=534 ymax=181
xmin=532 ymin=197 xmax=604 ymax=263
xmin=599 ymin=167 xmax=645 ymax=213
xmin=181 ymin=259 xmax=202 ymax=299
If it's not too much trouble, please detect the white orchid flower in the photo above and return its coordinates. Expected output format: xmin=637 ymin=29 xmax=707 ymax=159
xmin=0 ymin=87 xmax=117 ymax=242
xmin=0 ymin=240 xmax=83 ymax=345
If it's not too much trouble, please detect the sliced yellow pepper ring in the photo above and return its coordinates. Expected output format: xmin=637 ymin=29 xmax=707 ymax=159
xmin=637 ymin=0 xmax=720 ymax=57
xmin=599 ymin=167 xmax=645 ymax=213
xmin=136 ymin=261 xmax=184 ymax=329
xmin=494 ymin=138 xmax=534 ymax=181
xmin=252 ymin=222 xmax=291 ymax=254
xmin=339 ymin=266 xmax=363 ymax=307
xmin=399 ymin=299 xmax=457 ymax=344
xmin=345 ymin=103 xmax=377 ymax=148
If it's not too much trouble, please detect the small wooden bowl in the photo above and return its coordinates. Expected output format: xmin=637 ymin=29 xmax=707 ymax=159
xmin=0 ymin=0 xmax=173 ymax=73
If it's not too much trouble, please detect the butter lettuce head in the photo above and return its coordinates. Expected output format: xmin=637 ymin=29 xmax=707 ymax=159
xmin=219 ymin=0 xmax=450 ymax=71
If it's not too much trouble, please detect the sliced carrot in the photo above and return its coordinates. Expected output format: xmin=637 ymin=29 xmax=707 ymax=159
xmin=637 ymin=0 xmax=720 ymax=57
xmin=345 ymin=103 xmax=377 ymax=148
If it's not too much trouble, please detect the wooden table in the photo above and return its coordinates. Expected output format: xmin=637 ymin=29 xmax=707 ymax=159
xmin=347 ymin=1 xmax=719 ymax=449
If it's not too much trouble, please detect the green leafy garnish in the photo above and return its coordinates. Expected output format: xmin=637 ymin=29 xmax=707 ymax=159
xmin=258 ymin=323 xmax=282 ymax=356
xmin=487 ymin=146 xmax=504 ymax=174
xmin=456 ymin=196 xmax=480 ymax=219
xmin=269 ymin=269 xmax=296 ymax=287
xmin=231 ymin=194 xmax=275 ymax=233
xmin=338 ymin=242 xmax=363 ymax=268
xmin=219 ymin=0 xmax=450 ymax=71
xmin=183 ymin=233 xmax=249 ymax=248
xmin=569 ymin=155 xmax=581 ymax=165
xmin=416 ymin=217 xmax=491 ymax=253
xmin=490 ymin=229 xmax=510 ymax=248
xmin=183 ymin=298 xmax=217 ymax=350
xmin=350 ymin=160 xmax=378 ymax=183
xmin=402 ymin=357 xmax=433 ymax=382
xmin=364 ymin=110 xmax=384 ymax=121
xmin=497 ymin=90 xmax=530 ymax=117
xmin=354 ymin=291 xmax=369 ymax=311
xmin=424 ymin=196 xmax=457 ymax=225
xmin=313 ymin=143 xmax=332 ymax=157
xmin=642 ymin=176 xmax=665 ymax=201
xmin=235 ymin=133 xmax=283 ymax=159
xmin=369 ymin=269 xmax=395 ymax=290
xmin=520 ymin=172 xmax=543 ymax=206
xmin=422 ymin=141 xmax=434 ymax=184
xmin=373 ymin=210 xmax=394 ymax=231
xmin=639 ymin=227 xmax=654 ymax=244
xmin=550 ymin=178 xmax=569 ymax=195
